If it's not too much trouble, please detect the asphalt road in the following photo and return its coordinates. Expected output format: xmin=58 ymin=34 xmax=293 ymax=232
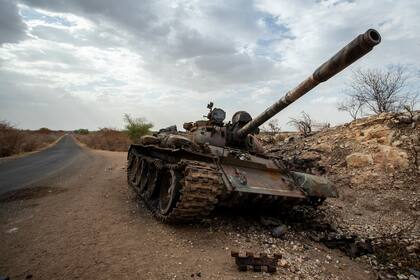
xmin=0 ymin=135 xmax=84 ymax=195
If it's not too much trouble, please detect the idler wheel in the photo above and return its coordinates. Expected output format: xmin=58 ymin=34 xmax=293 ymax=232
xmin=158 ymin=168 xmax=181 ymax=215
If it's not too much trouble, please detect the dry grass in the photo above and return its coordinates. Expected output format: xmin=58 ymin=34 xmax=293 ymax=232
xmin=0 ymin=121 xmax=63 ymax=158
xmin=74 ymin=128 xmax=131 ymax=152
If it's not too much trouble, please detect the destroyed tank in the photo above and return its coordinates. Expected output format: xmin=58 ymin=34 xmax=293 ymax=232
xmin=127 ymin=29 xmax=381 ymax=222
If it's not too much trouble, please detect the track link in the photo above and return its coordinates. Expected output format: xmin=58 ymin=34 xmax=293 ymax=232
xmin=156 ymin=161 xmax=223 ymax=223
xmin=127 ymin=148 xmax=223 ymax=223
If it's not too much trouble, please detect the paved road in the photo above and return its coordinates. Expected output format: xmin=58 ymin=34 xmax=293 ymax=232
xmin=0 ymin=135 xmax=84 ymax=195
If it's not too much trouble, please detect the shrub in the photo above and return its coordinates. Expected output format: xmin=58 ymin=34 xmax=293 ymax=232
xmin=74 ymin=128 xmax=89 ymax=135
xmin=0 ymin=121 xmax=23 ymax=157
xmin=74 ymin=128 xmax=131 ymax=151
xmin=0 ymin=120 xmax=61 ymax=157
xmin=37 ymin=127 xmax=52 ymax=134
xmin=123 ymin=114 xmax=153 ymax=143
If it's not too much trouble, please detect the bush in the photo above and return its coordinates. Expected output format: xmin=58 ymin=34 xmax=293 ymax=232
xmin=74 ymin=128 xmax=89 ymax=135
xmin=0 ymin=121 xmax=23 ymax=157
xmin=37 ymin=127 xmax=52 ymax=134
xmin=123 ymin=114 xmax=153 ymax=143
xmin=0 ymin=121 xmax=61 ymax=157
xmin=74 ymin=128 xmax=131 ymax=151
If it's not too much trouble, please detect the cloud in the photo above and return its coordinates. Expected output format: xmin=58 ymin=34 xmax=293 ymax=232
xmin=0 ymin=0 xmax=420 ymax=131
xmin=0 ymin=0 xmax=27 ymax=45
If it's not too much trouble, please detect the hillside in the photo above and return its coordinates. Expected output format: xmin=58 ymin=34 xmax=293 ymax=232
xmin=261 ymin=111 xmax=420 ymax=275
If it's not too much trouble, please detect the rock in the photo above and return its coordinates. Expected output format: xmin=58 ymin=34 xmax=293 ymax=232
xmin=346 ymin=153 xmax=373 ymax=168
xmin=279 ymin=259 xmax=289 ymax=268
xmin=260 ymin=216 xmax=282 ymax=227
xmin=300 ymin=151 xmax=321 ymax=161
xmin=311 ymin=143 xmax=332 ymax=153
xmin=409 ymin=276 xmax=419 ymax=280
xmin=409 ymin=268 xmax=420 ymax=278
xmin=358 ymin=124 xmax=393 ymax=144
xmin=406 ymin=243 xmax=419 ymax=253
xmin=398 ymin=115 xmax=413 ymax=124
xmin=374 ymin=145 xmax=409 ymax=169
xmin=271 ymin=224 xmax=288 ymax=238
xmin=397 ymin=274 xmax=408 ymax=280
xmin=274 ymin=133 xmax=287 ymax=142
xmin=284 ymin=136 xmax=294 ymax=143
xmin=392 ymin=140 xmax=402 ymax=147
xmin=378 ymin=272 xmax=396 ymax=280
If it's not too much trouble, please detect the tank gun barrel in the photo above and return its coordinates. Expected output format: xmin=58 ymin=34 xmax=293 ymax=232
xmin=237 ymin=29 xmax=381 ymax=138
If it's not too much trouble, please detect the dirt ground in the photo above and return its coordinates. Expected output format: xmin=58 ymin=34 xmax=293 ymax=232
xmin=0 ymin=147 xmax=377 ymax=280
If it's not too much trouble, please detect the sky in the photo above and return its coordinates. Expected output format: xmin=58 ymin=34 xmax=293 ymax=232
xmin=0 ymin=0 xmax=419 ymax=131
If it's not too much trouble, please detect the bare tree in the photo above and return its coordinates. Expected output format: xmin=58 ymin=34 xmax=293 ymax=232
xmin=346 ymin=67 xmax=409 ymax=115
xmin=402 ymin=92 xmax=420 ymax=120
xmin=338 ymin=97 xmax=363 ymax=120
xmin=288 ymin=111 xmax=312 ymax=136
xmin=265 ymin=118 xmax=281 ymax=134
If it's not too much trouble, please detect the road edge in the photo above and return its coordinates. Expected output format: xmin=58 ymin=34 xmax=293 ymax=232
xmin=0 ymin=134 xmax=66 ymax=162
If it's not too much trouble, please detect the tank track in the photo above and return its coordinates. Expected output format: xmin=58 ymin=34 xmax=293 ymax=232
xmin=127 ymin=148 xmax=223 ymax=223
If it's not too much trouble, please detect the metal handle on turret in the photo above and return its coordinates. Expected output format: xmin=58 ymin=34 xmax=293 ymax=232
xmin=236 ymin=29 xmax=381 ymax=138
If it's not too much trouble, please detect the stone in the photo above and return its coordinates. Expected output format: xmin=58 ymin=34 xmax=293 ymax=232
xmin=310 ymin=143 xmax=332 ymax=153
xmin=374 ymin=145 xmax=409 ymax=169
xmin=346 ymin=153 xmax=373 ymax=168
xmin=271 ymin=224 xmax=288 ymax=238
xmin=284 ymin=136 xmax=295 ymax=143
xmin=409 ymin=268 xmax=420 ymax=278
xmin=279 ymin=259 xmax=289 ymax=268
xmin=300 ymin=151 xmax=321 ymax=161
xmin=274 ymin=133 xmax=287 ymax=142
xmin=260 ymin=216 xmax=282 ymax=227
xmin=358 ymin=124 xmax=393 ymax=144
xmin=406 ymin=243 xmax=419 ymax=253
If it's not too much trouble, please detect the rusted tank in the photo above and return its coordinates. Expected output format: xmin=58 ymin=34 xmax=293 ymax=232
xmin=127 ymin=29 xmax=381 ymax=222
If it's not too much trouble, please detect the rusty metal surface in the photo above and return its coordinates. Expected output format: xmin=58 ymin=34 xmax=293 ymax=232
xmin=221 ymin=164 xmax=306 ymax=198
xmin=231 ymin=251 xmax=281 ymax=273
xmin=237 ymin=29 xmax=381 ymax=137
xmin=292 ymin=172 xmax=339 ymax=198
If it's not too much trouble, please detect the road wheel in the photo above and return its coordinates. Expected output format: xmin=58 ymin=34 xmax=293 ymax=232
xmin=158 ymin=168 xmax=181 ymax=215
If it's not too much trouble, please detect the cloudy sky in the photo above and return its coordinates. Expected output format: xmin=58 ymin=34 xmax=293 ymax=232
xmin=0 ymin=0 xmax=419 ymax=131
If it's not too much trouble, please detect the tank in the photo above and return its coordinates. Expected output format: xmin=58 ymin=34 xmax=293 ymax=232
xmin=127 ymin=29 xmax=381 ymax=222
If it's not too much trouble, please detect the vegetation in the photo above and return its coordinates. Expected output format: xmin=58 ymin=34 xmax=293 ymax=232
xmin=74 ymin=128 xmax=89 ymax=135
xmin=288 ymin=111 xmax=312 ymax=137
xmin=74 ymin=114 xmax=152 ymax=151
xmin=263 ymin=118 xmax=281 ymax=134
xmin=339 ymin=67 xmax=419 ymax=119
xmin=0 ymin=121 xmax=62 ymax=157
xmin=123 ymin=114 xmax=153 ymax=143
xmin=74 ymin=128 xmax=131 ymax=152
